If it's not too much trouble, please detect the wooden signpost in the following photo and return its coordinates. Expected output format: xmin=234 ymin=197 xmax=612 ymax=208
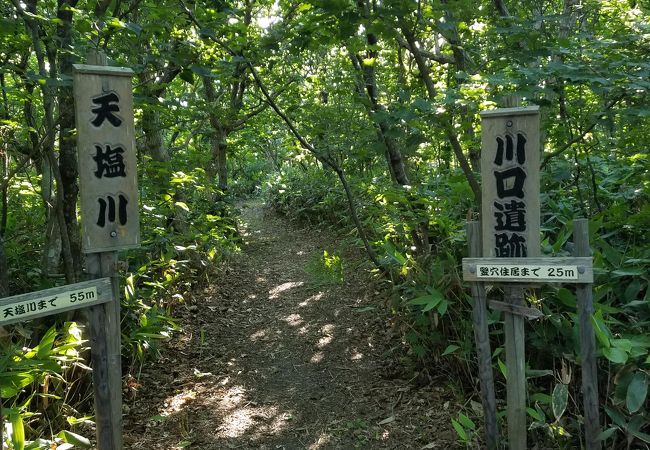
xmin=72 ymin=51 xmax=139 ymax=450
xmin=463 ymin=107 xmax=601 ymax=449
xmin=0 ymin=52 xmax=136 ymax=450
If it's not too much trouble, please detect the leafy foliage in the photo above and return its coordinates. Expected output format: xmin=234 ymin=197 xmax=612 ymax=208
xmin=0 ymin=0 xmax=649 ymax=447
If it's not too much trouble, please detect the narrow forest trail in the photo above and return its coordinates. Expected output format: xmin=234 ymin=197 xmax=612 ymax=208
xmin=123 ymin=200 xmax=460 ymax=449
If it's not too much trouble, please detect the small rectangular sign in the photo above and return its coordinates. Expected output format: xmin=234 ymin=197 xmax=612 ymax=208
xmin=478 ymin=264 xmax=577 ymax=280
xmin=0 ymin=278 xmax=113 ymax=326
xmin=462 ymin=257 xmax=593 ymax=283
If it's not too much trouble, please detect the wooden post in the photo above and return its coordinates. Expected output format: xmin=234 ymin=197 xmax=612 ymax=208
xmin=573 ymin=218 xmax=601 ymax=450
xmin=84 ymin=50 xmax=123 ymax=450
xmin=87 ymin=253 xmax=122 ymax=449
xmin=503 ymin=286 xmax=527 ymax=450
xmin=467 ymin=221 xmax=499 ymax=449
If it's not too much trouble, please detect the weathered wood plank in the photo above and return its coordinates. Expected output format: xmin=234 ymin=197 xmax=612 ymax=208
xmin=84 ymin=49 xmax=124 ymax=450
xmin=480 ymin=106 xmax=539 ymax=117
xmin=574 ymin=219 xmax=601 ymax=450
xmin=0 ymin=278 xmax=112 ymax=326
xmin=480 ymin=107 xmax=541 ymax=260
xmin=73 ymin=59 xmax=140 ymax=253
xmin=87 ymin=253 xmax=123 ymax=450
xmin=462 ymin=257 xmax=593 ymax=283
xmin=72 ymin=64 xmax=134 ymax=77
xmin=488 ymin=300 xmax=543 ymax=320
xmin=467 ymin=221 xmax=499 ymax=449
xmin=504 ymin=286 xmax=527 ymax=450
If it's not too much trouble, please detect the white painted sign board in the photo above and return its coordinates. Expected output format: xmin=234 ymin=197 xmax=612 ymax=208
xmin=480 ymin=107 xmax=540 ymax=259
xmin=0 ymin=278 xmax=113 ymax=326
xmin=462 ymin=257 xmax=593 ymax=283
xmin=73 ymin=64 xmax=140 ymax=253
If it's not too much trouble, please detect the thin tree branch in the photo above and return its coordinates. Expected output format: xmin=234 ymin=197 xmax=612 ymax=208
xmin=247 ymin=60 xmax=382 ymax=270
xmin=0 ymin=154 xmax=32 ymax=193
xmin=247 ymin=63 xmax=322 ymax=158
xmin=398 ymin=20 xmax=481 ymax=203
xmin=493 ymin=0 xmax=510 ymax=18
xmin=396 ymin=35 xmax=455 ymax=65
xmin=179 ymin=0 xmax=237 ymax=56
xmin=231 ymin=81 xmax=295 ymax=130
xmin=540 ymin=94 xmax=626 ymax=168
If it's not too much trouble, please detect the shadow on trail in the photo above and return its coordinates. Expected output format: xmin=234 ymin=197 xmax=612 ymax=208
xmin=123 ymin=201 xmax=459 ymax=450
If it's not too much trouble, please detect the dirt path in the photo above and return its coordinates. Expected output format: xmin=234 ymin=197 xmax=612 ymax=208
xmin=123 ymin=201 xmax=459 ymax=449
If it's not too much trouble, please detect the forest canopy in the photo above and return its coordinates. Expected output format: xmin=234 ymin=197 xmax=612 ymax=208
xmin=1 ymin=0 xmax=649 ymax=448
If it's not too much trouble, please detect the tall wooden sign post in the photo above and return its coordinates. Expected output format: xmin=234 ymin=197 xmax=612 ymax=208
xmin=0 ymin=53 xmax=136 ymax=449
xmin=463 ymin=106 xmax=601 ymax=449
xmin=73 ymin=51 xmax=139 ymax=450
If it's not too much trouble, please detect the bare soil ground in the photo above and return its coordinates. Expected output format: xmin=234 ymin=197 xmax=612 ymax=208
xmin=123 ymin=201 xmax=461 ymax=449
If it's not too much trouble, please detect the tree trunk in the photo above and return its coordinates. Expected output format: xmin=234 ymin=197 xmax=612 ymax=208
xmin=141 ymin=104 xmax=170 ymax=163
xmin=0 ymin=75 xmax=9 ymax=295
xmin=57 ymin=0 xmax=82 ymax=281
xmin=348 ymin=51 xmax=410 ymax=185
xmin=41 ymin=156 xmax=62 ymax=275
xmin=202 ymin=76 xmax=231 ymax=191
xmin=211 ymin=135 xmax=228 ymax=191
xmin=398 ymin=21 xmax=481 ymax=203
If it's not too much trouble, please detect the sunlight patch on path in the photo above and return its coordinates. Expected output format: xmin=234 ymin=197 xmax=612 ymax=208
xmin=213 ymin=384 xmax=294 ymax=440
xmin=299 ymin=291 xmax=324 ymax=307
xmin=269 ymin=281 xmax=305 ymax=299
xmin=308 ymin=433 xmax=332 ymax=449
xmin=249 ymin=329 xmax=268 ymax=341
xmin=284 ymin=313 xmax=303 ymax=327
xmin=161 ymin=389 xmax=197 ymax=415
xmin=310 ymin=351 xmax=325 ymax=363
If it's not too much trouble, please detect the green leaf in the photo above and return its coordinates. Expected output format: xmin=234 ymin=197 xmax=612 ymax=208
xmin=437 ymin=299 xmax=449 ymax=316
xmin=0 ymin=373 xmax=36 ymax=398
xmin=527 ymin=407 xmax=544 ymax=421
xmin=406 ymin=290 xmax=443 ymax=314
xmin=556 ymin=288 xmax=576 ymax=307
xmin=603 ymin=346 xmax=628 ymax=364
xmin=458 ymin=413 xmax=476 ymax=430
xmin=125 ymin=22 xmax=143 ymax=35
xmin=597 ymin=427 xmax=619 ymax=441
xmin=626 ymin=372 xmax=648 ymax=414
xmin=180 ymin=69 xmax=194 ymax=84
xmin=442 ymin=344 xmax=460 ymax=356
xmin=612 ymin=339 xmax=633 ymax=352
xmin=10 ymin=413 xmax=25 ymax=450
xmin=35 ymin=325 xmax=57 ymax=359
xmin=498 ymin=358 xmax=507 ymax=379
xmin=605 ymin=406 xmax=628 ymax=428
xmin=451 ymin=419 xmax=468 ymax=441
xmin=106 ymin=17 xmax=127 ymax=28
xmin=191 ymin=65 xmax=216 ymax=78
xmin=592 ymin=310 xmax=612 ymax=349
xmin=175 ymin=202 xmax=190 ymax=212
xmin=526 ymin=369 xmax=553 ymax=379
xmin=624 ymin=279 xmax=642 ymax=302
xmin=613 ymin=268 xmax=644 ymax=276
xmin=412 ymin=98 xmax=432 ymax=111
xmin=552 ymin=383 xmax=569 ymax=421
xmin=58 ymin=430 xmax=92 ymax=448
xmin=530 ymin=393 xmax=552 ymax=404
xmin=630 ymin=429 xmax=650 ymax=444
